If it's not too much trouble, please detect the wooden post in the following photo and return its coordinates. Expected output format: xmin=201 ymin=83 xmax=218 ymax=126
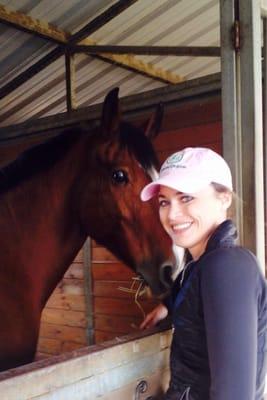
xmin=83 ymin=238 xmax=94 ymax=345
xmin=65 ymin=52 xmax=77 ymax=114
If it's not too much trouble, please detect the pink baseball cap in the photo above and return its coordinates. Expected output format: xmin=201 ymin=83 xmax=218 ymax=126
xmin=141 ymin=147 xmax=233 ymax=201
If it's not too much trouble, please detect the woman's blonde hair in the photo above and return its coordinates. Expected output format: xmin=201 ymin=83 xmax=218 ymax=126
xmin=211 ymin=182 xmax=240 ymax=220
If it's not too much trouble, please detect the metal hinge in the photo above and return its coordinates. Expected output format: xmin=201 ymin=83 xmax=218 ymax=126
xmin=232 ymin=20 xmax=241 ymax=52
xmin=134 ymin=380 xmax=155 ymax=400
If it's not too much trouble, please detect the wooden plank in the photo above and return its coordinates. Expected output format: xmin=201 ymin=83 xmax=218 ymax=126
xmin=92 ymin=263 xmax=134 ymax=281
xmin=0 ymin=330 xmax=172 ymax=400
xmin=92 ymin=247 xmax=121 ymax=262
xmin=41 ymin=308 xmax=87 ymax=328
xmin=73 ymin=248 xmax=83 ymax=263
xmin=93 ymin=280 xmax=150 ymax=299
xmin=0 ymin=77 xmax=220 ymax=141
xmin=37 ymin=338 xmax=85 ymax=356
xmin=154 ymin=121 xmax=222 ymax=151
xmin=56 ymin=278 xmax=85 ymax=296
xmin=37 ymin=337 xmax=62 ymax=355
xmin=78 ymin=36 xmax=183 ymax=84
xmin=45 ymin=293 xmax=86 ymax=312
xmin=94 ymin=314 xmax=142 ymax=334
xmin=52 ymin=281 xmax=84 ymax=296
xmin=158 ymin=98 xmax=221 ymax=131
xmin=102 ymin=368 xmax=170 ymax=400
xmin=94 ymin=298 xmax=156 ymax=318
xmin=35 ymin=352 xmax=51 ymax=361
xmin=63 ymin=263 xmax=84 ymax=279
xmin=65 ymin=52 xmax=77 ymax=113
xmin=94 ymin=330 xmax=122 ymax=343
xmin=0 ymin=4 xmax=67 ymax=44
xmin=61 ymin=341 xmax=87 ymax=353
xmin=39 ymin=322 xmax=87 ymax=344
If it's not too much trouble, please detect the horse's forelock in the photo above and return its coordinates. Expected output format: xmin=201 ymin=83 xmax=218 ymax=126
xmin=118 ymin=121 xmax=159 ymax=172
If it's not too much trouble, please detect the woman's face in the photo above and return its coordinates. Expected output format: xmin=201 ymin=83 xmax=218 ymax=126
xmin=158 ymin=184 xmax=231 ymax=260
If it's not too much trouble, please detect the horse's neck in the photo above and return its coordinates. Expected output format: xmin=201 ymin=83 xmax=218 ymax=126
xmin=2 ymin=139 xmax=87 ymax=306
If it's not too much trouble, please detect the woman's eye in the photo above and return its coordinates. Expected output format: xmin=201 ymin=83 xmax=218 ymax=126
xmin=180 ymin=195 xmax=193 ymax=203
xmin=111 ymin=169 xmax=129 ymax=185
xmin=159 ymin=199 xmax=169 ymax=208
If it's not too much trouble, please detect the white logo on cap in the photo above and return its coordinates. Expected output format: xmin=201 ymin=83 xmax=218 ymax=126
xmin=166 ymin=151 xmax=184 ymax=165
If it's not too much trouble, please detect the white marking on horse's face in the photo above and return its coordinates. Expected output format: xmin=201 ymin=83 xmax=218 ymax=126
xmin=172 ymin=244 xmax=185 ymax=280
xmin=147 ymin=166 xmax=159 ymax=182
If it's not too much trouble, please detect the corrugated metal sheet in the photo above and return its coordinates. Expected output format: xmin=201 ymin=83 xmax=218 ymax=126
xmin=0 ymin=0 xmax=220 ymax=128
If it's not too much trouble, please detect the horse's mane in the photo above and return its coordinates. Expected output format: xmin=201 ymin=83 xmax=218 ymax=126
xmin=0 ymin=121 xmax=158 ymax=195
xmin=0 ymin=128 xmax=82 ymax=194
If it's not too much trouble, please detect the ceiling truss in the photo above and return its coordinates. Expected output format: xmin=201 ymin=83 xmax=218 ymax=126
xmin=0 ymin=0 xmax=220 ymax=113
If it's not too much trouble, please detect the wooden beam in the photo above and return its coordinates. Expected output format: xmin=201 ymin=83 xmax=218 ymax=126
xmin=65 ymin=53 xmax=77 ymax=113
xmin=77 ymin=38 xmax=183 ymax=84
xmin=95 ymin=53 xmax=183 ymax=83
xmin=83 ymin=239 xmax=94 ymax=345
xmin=0 ymin=0 xmax=183 ymax=99
xmin=0 ymin=73 xmax=221 ymax=142
xmin=0 ymin=4 xmax=68 ymax=44
xmin=0 ymin=0 xmax=139 ymax=99
xmin=70 ymin=45 xmax=221 ymax=57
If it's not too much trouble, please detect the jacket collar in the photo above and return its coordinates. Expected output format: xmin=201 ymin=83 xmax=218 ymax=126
xmin=205 ymin=219 xmax=238 ymax=254
xmin=183 ymin=219 xmax=238 ymax=264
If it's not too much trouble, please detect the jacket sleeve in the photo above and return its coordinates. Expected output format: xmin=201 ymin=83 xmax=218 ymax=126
xmin=200 ymin=248 xmax=259 ymax=400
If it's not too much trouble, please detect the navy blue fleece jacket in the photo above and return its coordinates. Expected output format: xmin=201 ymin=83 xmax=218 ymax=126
xmin=163 ymin=220 xmax=267 ymax=400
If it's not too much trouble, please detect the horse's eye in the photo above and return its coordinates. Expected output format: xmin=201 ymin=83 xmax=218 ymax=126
xmin=112 ymin=170 xmax=129 ymax=185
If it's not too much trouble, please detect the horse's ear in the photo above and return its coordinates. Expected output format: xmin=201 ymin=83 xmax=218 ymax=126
xmin=144 ymin=102 xmax=164 ymax=140
xmin=101 ymin=87 xmax=121 ymax=134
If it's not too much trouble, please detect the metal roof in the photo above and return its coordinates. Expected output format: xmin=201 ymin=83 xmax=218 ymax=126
xmin=0 ymin=0 xmax=220 ymax=128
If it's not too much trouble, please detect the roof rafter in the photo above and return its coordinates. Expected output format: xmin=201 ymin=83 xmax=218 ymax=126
xmin=0 ymin=0 xmax=184 ymax=101
xmin=0 ymin=4 xmax=67 ymax=44
xmin=71 ymin=44 xmax=221 ymax=57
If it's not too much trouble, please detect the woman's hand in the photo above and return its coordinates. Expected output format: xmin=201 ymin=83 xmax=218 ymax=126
xmin=140 ymin=303 xmax=168 ymax=329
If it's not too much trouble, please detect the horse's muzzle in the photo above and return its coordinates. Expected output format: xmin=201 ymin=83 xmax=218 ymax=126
xmin=160 ymin=263 xmax=174 ymax=290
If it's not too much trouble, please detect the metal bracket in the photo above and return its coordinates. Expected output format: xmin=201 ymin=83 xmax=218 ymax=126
xmin=134 ymin=380 xmax=155 ymax=400
xmin=232 ymin=20 xmax=241 ymax=52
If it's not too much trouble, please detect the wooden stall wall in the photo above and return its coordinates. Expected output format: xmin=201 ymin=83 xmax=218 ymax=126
xmin=0 ymin=329 xmax=172 ymax=400
xmin=0 ymin=95 xmax=222 ymax=357
xmin=92 ymin=241 xmax=158 ymax=344
xmin=37 ymin=248 xmax=87 ymax=357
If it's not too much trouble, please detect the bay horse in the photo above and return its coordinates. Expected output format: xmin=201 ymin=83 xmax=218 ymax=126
xmin=0 ymin=88 xmax=176 ymax=371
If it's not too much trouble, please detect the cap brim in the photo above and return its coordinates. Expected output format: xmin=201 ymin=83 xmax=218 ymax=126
xmin=140 ymin=176 xmax=212 ymax=201
xmin=140 ymin=181 xmax=162 ymax=201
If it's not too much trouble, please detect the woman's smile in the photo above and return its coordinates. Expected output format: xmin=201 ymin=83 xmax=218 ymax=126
xmin=158 ymin=185 xmax=230 ymax=260
xmin=171 ymin=221 xmax=193 ymax=233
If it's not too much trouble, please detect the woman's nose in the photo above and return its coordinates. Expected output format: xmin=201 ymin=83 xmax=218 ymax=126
xmin=168 ymin=202 xmax=183 ymax=221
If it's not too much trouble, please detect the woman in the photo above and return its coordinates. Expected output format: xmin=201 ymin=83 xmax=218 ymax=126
xmin=140 ymin=147 xmax=267 ymax=400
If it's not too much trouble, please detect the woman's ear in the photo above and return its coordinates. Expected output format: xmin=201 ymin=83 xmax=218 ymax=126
xmin=220 ymin=192 xmax=232 ymax=211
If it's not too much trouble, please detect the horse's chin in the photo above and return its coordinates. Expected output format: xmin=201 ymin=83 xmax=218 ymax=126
xmin=150 ymin=285 xmax=171 ymax=299
xmin=137 ymin=274 xmax=171 ymax=299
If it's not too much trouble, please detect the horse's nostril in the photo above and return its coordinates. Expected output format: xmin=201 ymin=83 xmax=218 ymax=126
xmin=160 ymin=264 xmax=174 ymax=289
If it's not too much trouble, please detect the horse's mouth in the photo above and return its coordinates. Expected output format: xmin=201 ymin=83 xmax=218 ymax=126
xmin=136 ymin=273 xmax=171 ymax=299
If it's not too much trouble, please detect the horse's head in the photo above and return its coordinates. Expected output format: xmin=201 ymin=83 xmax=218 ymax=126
xmin=79 ymin=88 xmax=178 ymax=296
